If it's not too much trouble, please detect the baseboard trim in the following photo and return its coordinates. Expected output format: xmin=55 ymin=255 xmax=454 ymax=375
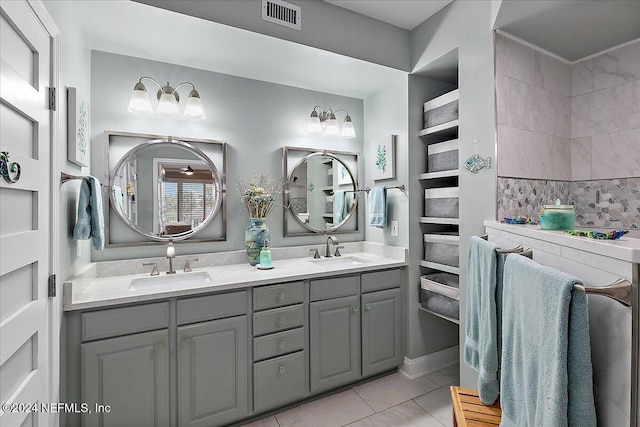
xmin=399 ymin=345 xmax=459 ymax=379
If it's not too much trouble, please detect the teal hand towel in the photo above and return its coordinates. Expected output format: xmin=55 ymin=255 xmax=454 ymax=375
xmin=333 ymin=190 xmax=347 ymax=224
xmin=500 ymin=255 xmax=596 ymax=427
xmin=464 ymin=236 xmax=503 ymax=405
xmin=73 ymin=176 xmax=105 ymax=251
xmin=369 ymin=186 xmax=387 ymax=228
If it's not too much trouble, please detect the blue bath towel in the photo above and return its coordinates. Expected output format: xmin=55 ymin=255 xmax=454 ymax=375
xmin=333 ymin=190 xmax=347 ymax=224
xmin=73 ymin=176 xmax=105 ymax=250
xmin=464 ymin=236 xmax=503 ymax=405
xmin=369 ymin=186 xmax=387 ymax=228
xmin=500 ymin=255 xmax=596 ymax=427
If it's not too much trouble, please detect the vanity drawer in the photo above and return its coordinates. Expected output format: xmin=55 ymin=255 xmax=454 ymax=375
xmin=178 ymin=291 xmax=247 ymax=325
xmin=310 ymin=275 xmax=359 ymax=302
xmin=253 ymin=304 xmax=304 ymax=336
xmin=253 ymin=281 xmax=304 ymax=311
xmin=254 ymin=351 xmax=306 ymax=413
xmin=361 ymin=269 xmax=402 ymax=293
xmin=82 ymin=302 xmax=169 ymax=341
xmin=253 ymin=327 xmax=305 ymax=361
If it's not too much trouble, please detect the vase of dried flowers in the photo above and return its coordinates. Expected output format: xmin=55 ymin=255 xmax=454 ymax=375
xmin=238 ymin=173 xmax=281 ymax=266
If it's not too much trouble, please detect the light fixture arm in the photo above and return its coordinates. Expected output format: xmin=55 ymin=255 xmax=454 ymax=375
xmin=137 ymin=76 xmax=163 ymax=91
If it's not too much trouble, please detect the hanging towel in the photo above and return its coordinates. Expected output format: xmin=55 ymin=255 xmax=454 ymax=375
xmin=500 ymin=255 xmax=596 ymax=427
xmin=333 ymin=190 xmax=347 ymax=223
xmin=369 ymin=186 xmax=387 ymax=228
xmin=73 ymin=176 xmax=105 ymax=251
xmin=464 ymin=236 xmax=503 ymax=405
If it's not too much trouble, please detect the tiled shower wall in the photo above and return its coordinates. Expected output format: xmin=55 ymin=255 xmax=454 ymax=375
xmin=496 ymin=35 xmax=640 ymax=227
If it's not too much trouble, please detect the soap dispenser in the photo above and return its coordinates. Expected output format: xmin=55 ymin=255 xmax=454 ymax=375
xmin=259 ymin=240 xmax=272 ymax=269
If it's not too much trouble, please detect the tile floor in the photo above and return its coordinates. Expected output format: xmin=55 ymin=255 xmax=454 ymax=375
xmin=241 ymin=364 xmax=459 ymax=427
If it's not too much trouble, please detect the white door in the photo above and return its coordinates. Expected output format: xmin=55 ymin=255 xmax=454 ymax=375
xmin=0 ymin=1 xmax=52 ymax=426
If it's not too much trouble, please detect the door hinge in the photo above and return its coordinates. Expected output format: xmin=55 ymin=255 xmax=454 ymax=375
xmin=48 ymin=87 xmax=56 ymax=111
xmin=48 ymin=274 xmax=56 ymax=298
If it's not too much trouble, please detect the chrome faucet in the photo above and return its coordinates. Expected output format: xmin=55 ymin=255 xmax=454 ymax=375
xmin=166 ymin=238 xmax=176 ymax=274
xmin=325 ymin=235 xmax=338 ymax=258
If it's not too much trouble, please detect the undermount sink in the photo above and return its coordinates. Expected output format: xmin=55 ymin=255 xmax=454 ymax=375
xmin=129 ymin=271 xmax=212 ymax=291
xmin=309 ymin=256 xmax=370 ymax=267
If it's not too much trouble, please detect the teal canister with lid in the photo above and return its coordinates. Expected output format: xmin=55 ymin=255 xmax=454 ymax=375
xmin=539 ymin=199 xmax=575 ymax=231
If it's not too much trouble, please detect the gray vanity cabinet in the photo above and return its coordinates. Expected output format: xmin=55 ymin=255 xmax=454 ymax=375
xmin=81 ymin=329 xmax=170 ymax=427
xmin=310 ymin=275 xmax=362 ymax=393
xmin=177 ymin=316 xmax=248 ymax=427
xmin=361 ymin=287 xmax=403 ymax=377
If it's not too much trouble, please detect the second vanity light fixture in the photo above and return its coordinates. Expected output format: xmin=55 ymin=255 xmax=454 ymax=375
xmin=306 ymin=106 xmax=356 ymax=138
xmin=127 ymin=77 xmax=206 ymax=120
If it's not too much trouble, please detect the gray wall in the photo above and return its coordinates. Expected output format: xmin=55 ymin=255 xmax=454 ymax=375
xmin=134 ymin=0 xmax=411 ymax=72
xmin=91 ymin=51 xmax=364 ymax=261
xmin=411 ymin=0 xmax=497 ymax=382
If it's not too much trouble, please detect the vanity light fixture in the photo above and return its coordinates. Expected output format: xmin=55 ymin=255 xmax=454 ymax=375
xmin=306 ymin=106 xmax=356 ymax=138
xmin=127 ymin=77 xmax=206 ymax=120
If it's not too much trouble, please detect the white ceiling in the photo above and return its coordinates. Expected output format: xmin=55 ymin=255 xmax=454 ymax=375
xmin=70 ymin=1 xmax=406 ymax=99
xmin=324 ymin=0 xmax=452 ymax=30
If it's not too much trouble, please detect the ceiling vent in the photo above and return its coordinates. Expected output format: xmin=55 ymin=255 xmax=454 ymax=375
xmin=262 ymin=0 xmax=301 ymax=30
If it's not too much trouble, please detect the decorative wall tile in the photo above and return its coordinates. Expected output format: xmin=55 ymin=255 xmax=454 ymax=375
xmin=495 ymin=35 xmax=542 ymax=86
xmin=497 ymin=177 xmax=571 ymax=222
xmin=498 ymin=126 xmax=571 ymax=180
xmin=571 ymin=137 xmax=592 ymax=181
xmin=537 ymin=51 xmax=571 ymax=97
xmin=571 ymin=59 xmax=594 ymax=97
xmin=591 ymin=129 xmax=640 ymax=180
xmin=508 ymin=77 xmax=571 ymax=139
xmin=593 ymin=41 xmax=640 ymax=91
xmin=571 ymin=178 xmax=640 ymax=228
xmin=572 ymin=80 xmax=640 ymax=138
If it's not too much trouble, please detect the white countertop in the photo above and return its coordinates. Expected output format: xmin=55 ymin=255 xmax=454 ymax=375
xmin=64 ymin=243 xmax=407 ymax=311
xmin=484 ymin=221 xmax=640 ymax=263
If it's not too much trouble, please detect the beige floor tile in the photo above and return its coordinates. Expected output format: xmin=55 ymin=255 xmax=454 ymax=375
xmin=353 ymin=372 xmax=440 ymax=412
xmin=414 ymin=386 xmax=454 ymax=427
xmin=239 ymin=415 xmax=280 ymax=427
xmin=275 ymin=389 xmax=374 ymax=427
xmin=346 ymin=401 xmax=445 ymax=427
xmin=426 ymin=365 xmax=460 ymax=387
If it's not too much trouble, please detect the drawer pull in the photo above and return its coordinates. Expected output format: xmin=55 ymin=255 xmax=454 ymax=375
xmin=364 ymin=303 xmax=371 ymax=312
xmin=352 ymin=305 xmax=359 ymax=314
xmin=276 ymin=316 xmax=285 ymax=327
xmin=279 ymin=365 xmax=286 ymax=375
xmin=276 ymin=292 xmax=285 ymax=303
xmin=277 ymin=340 xmax=286 ymax=350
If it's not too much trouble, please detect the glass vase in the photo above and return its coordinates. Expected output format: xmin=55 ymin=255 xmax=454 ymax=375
xmin=245 ymin=218 xmax=270 ymax=266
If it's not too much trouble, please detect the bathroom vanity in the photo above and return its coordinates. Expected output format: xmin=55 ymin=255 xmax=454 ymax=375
xmin=484 ymin=221 xmax=639 ymax=427
xmin=63 ymin=243 xmax=407 ymax=426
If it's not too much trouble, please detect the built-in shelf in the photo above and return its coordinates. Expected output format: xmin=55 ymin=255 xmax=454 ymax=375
xmin=418 ymin=120 xmax=459 ymax=138
xmin=419 ymin=261 xmax=460 ymax=275
xmin=420 ymin=217 xmax=460 ymax=225
xmin=419 ymin=170 xmax=459 ymax=180
xmin=419 ymin=306 xmax=460 ymax=325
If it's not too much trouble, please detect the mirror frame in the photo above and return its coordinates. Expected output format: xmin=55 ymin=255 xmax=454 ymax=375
xmin=283 ymin=146 xmax=360 ymax=237
xmin=105 ymin=131 xmax=227 ymax=247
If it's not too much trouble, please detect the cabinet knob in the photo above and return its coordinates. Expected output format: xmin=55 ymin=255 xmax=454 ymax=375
xmin=276 ymin=292 xmax=285 ymax=303
xmin=278 ymin=340 xmax=286 ymax=350
xmin=279 ymin=365 xmax=286 ymax=375
xmin=155 ymin=342 xmax=165 ymax=350
xmin=351 ymin=305 xmax=359 ymax=314
xmin=364 ymin=303 xmax=371 ymax=312
xmin=276 ymin=316 xmax=285 ymax=327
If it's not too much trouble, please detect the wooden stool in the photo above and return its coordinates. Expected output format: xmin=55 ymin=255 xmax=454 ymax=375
xmin=450 ymin=386 xmax=502 ymax=427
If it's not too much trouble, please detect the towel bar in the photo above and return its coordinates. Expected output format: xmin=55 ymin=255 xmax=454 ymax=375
xmin=60 ymin=172 xmax=103 ymax=186
xmin=342 ymin=184 xmax=405 ymax=194
xmin=574 ymin=278 xmax=632 ymax=307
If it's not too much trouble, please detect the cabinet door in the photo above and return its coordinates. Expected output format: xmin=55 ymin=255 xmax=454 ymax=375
xmin=178 ymin=316 xmax=248 ymax=427
xmin=310 ymin=295 xmax=361 ymax=393
xmin=362 ymin=288 xmax=403 ymax=377
xmin=82 ymin=329 xmax=170 ymax=427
